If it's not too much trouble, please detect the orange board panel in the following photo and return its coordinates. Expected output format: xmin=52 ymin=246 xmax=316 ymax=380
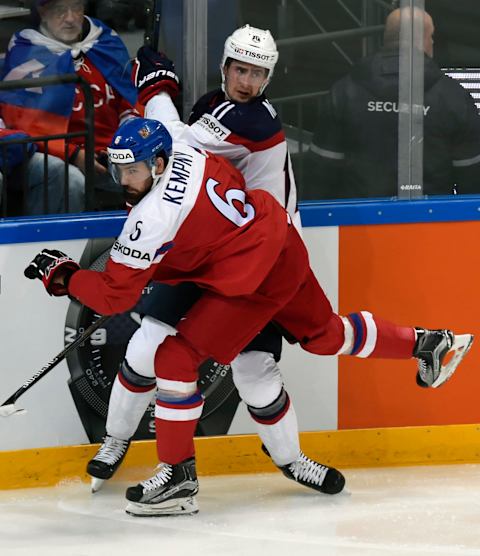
xmin=338 ymin=221 xmax=480 ymax=429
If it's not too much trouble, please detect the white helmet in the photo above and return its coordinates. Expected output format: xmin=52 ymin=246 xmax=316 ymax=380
xmin=221 ymin=24 xmax=279 ymax=95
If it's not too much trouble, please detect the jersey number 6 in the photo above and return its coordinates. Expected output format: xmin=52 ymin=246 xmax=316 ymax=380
xmin=206 ymin=177 xmax=255 ymax=227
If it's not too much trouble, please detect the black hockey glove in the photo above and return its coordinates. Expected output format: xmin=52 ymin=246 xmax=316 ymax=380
xmin=132 ymin=46 xmax=180 ymax=105
xmin=24 ymin=249 xmax=80 ymax=297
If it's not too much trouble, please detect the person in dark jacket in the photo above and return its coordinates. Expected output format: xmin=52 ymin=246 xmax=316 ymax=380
xmin=306 ymin=7 xmax=480 ymax=199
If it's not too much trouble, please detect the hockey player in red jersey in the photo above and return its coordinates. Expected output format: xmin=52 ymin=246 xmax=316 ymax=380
xmin=26 ymin=117 xmax=473 ymax=516
xmin=85 ymin=25 xmax=335 ymax=494
xmin=82 ymin=25 xmax=335 ymax=496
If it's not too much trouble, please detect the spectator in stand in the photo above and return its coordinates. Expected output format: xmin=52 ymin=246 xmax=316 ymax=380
xmin=0 ymin=117 xmax=84 ymax=215
xmin=306 ymin=7 xmax=480 ymax=199
xmin=0 ymin=0 xmax=138 ymax=208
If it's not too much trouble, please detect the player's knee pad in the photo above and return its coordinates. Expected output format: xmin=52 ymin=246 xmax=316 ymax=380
xmin=247 ymin=387 xmax=290 ymax=424
xmin=154 ymin=334 xmax=204 ymax=384
xmin=125 ymin=316 xmax=176 ymax=379
xmin=118 ymin=359 xmax=156 ymax=391
xmin=231 ymin=351 xmax=283 ymax=408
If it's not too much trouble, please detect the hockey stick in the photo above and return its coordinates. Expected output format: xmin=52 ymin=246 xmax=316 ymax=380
xmin=0 ymin=315 xmax=110 ymax=417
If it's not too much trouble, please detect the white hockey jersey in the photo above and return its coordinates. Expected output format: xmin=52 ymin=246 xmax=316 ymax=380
xmin=145 ymin=89 xmax=300 ymax=230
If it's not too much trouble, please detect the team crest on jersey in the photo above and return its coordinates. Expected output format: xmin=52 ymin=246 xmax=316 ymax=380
xmin=139 ymin=126 xmax=151 ymax=139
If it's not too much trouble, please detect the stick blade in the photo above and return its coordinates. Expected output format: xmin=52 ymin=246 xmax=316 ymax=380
xmin=0 ymin=404 xmax=27 ymax=417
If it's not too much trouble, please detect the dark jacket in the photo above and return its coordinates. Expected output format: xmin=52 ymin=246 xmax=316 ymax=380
xmin=308 ymin=48 xmax=480 ymax=199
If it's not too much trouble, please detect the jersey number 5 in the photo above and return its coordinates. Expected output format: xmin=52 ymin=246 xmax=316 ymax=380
xmin=206 ymin=177 xmax=255 ymax=227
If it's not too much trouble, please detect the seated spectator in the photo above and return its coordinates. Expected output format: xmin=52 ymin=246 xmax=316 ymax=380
xmin=0 ymin=0 xmax=138 ymax=208
xmin=0 ymin=118 xmax=84 ymax=215
xmin=305 ymin=7 xmax=480 ymax=200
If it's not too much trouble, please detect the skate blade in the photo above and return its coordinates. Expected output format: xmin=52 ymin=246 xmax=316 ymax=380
xmin=91 ymin=477 xmax=106 ymax=493
xmin=125 ymin=496 xmax=199 ymax=517
xmin=432 ymin=334 xmax=474 ymax=388
xmin=0 ymin=404 xmax=26 ymax=417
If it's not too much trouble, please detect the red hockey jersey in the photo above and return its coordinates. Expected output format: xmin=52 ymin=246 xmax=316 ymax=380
xmin=68 ymin=142 xmax=290 ymax=314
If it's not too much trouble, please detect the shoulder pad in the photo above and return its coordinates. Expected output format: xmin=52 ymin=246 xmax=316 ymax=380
xmin=214 ymin=95 xmax=282 ymax=142
xmin=188 ymin=89 xmax=225 ymax=125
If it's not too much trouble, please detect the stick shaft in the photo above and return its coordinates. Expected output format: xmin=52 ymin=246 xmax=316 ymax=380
xmin=1 ymin=315 xmax=110 ymax=407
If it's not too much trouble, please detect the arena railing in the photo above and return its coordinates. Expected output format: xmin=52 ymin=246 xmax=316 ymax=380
xmin=0 ymin=73 xmax=95 ymax=216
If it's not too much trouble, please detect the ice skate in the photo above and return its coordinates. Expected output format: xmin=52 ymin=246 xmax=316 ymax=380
xmin=414 ymin=329 xmax=474 ymax=388
xmin=87 ymin=435 xmax=131 ymax=493
xmin=125 ymin=457 xmax=199 ymax=516
xmin=262 ymin=445 xmax=345 ymax=494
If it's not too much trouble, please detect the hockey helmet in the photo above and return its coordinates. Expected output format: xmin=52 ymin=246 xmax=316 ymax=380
xmin=107 ymin=117 xmax=172 ymax=184
xmin=221 ymin=24 xmax=279 ymax=94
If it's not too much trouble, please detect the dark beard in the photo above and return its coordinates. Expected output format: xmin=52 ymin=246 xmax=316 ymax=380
xmin=123 ymin=189 xmax=148 ymax=205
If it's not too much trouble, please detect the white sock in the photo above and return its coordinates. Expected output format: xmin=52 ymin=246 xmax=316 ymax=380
xmin=106 ymin=375 xmax=155 ymax=440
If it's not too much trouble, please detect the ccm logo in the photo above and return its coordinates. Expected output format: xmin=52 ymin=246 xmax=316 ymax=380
xmin=109 ymin=152 xmax=134 ymax=161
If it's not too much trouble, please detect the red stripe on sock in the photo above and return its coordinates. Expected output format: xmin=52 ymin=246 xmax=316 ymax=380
xmin=118 ymin=370 xmax=156 ymax=393
xmin=250 ymin=396 xmax=291 ymax=425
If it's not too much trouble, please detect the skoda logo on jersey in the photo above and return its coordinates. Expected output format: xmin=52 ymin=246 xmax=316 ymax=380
xmin=129 ymin=221 xmax=143 ymax=242
xmin=107 ymin=148 xmax=135 ymax=162
xmin=113 ymin=241 xmax=151 ymax=261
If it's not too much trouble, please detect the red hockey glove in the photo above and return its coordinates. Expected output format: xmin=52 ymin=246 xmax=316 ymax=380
xmin=24 ymin=249 xmax=80 ymax=297
xmin=132 ymin=46 xmax=180 ymax=105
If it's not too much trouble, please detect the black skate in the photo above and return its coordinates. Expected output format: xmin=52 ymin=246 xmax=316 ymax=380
xmin=262 ymin=445 xmax=345 ymax=494
xmin=87 ymin=435 xmax=131 ymax=493
xmin=414 ymin=329 xmax=474 ymax=388
xmin=125 ymin=457 xmax=199 ymax=516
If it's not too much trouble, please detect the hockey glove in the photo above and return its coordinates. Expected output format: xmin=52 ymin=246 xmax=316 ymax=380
xmin=24 ymin=249 xmax=80 ymax=297
xmin=132 ymin=46 xmax=180 ymax=105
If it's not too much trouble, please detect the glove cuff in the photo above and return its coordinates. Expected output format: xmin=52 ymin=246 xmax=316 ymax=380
xmin=138 ymin=81 xmax=180 ymax=106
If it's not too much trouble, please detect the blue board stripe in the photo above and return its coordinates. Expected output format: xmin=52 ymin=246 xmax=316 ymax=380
xmin=1 ymin=195 xmax=480 ymax=245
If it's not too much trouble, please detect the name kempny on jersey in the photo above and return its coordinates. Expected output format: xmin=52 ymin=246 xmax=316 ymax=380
xmin=163 ymin=151 xmax=194 ymax=205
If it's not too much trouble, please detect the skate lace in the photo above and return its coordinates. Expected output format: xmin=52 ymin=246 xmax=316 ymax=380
xmin=95 ymin=436 xmax=129 ymax=465
xmin=140 ymin=464 xmax=173 ymax=492
xmin=289 ymin=452 xmax=328 ymax=485
xmin=418 ymin=358 xmax=428 ymax=373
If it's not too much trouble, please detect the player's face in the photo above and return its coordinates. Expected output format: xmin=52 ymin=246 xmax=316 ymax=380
xmin=223 ymin=60 xmax=269 ymax=102
xmin=114 ymin=161 xmax=153 ymax=205
xmin=40 ymin=0 xmax=84 ymax=44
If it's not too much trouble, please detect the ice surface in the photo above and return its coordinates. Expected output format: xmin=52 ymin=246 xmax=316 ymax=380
xmin=1 ymin=465 xmax=480 ymax=556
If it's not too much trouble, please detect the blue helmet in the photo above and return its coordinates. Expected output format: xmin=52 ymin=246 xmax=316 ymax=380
xmin=107 ymin=117 xmax=173 ymax=167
